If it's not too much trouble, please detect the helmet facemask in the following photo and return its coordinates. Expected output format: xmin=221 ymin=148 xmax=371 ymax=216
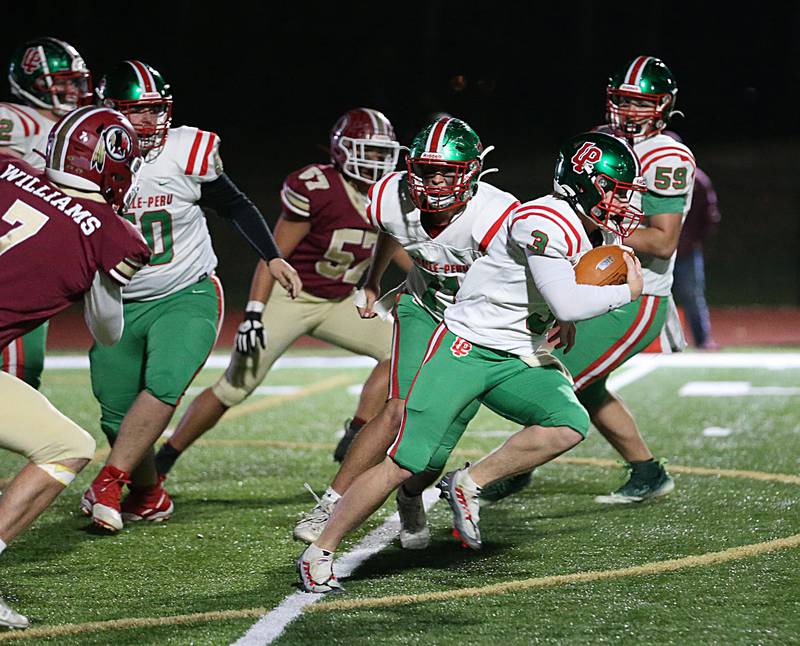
xmin=108 ymin=99 xmax=173 ymax=162
xmin=338 ymin=136 xmax=400 ymax=184
xmin=587 ymin=173 xmax=646 ymax=237
xmin=606 ymin=87 xmax=673 ymax=143
xmin=406 ymin=157 xmax=481 ymax=213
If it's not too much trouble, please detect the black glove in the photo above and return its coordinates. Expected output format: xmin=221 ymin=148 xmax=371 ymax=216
xmin=235 ymin=305 xmax=266 ymax=355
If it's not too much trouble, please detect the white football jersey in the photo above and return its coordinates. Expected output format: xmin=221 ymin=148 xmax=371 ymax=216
xmin=446 ymin=195 xmax=593 ymax=356
xmin=0 ymin=102 xmax=54 ymax=170
xmin=367 ymin=171 xmax=519 ymax=320
xmin=634 ymin=133 xmax=695 ymax=296
xmin=122 ymin=126 xmax=222 ymax=300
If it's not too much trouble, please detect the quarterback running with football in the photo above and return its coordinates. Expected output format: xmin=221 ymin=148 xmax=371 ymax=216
xmin=0 ymin=106 xmax=150 ymax=626
xmin=298 ymin=132 xmax=646 ymax=592
xmin=79 ymin=60 xmax=300 ymax=533
xmin=154 ymin=108 xmax=408 ymax=478
xmin=0 ymin=37 xmax=93 ymax=389
xmin=293 ymin=116 xmax=520 ymax=550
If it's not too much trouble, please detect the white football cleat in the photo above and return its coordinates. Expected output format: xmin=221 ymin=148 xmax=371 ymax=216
xmin=396 ymin=486 xmax=430 ymax=550
xmin=297 ymin=545 xmax=344 ymax=594
xmin=438 ymin=467 xmax=482 ymax=550
xmin=0 ymin=597 xmax=28 ymax=629
xmin=293 ymin=484 xmax=338 ymax=544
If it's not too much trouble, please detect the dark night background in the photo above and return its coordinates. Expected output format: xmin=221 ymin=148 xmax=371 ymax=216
xmin=7 ymin=1 xmax=800 ymax=306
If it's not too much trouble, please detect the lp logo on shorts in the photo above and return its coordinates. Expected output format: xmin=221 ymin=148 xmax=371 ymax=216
xmin=450 ymin=337 xmax=472 ymax=357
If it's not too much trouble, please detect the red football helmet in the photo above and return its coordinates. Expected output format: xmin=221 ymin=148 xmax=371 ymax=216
xmin=45 ymin=106 xmax=143 ymax=214
xmin=330 ymin=108 xmax=400 ymax=184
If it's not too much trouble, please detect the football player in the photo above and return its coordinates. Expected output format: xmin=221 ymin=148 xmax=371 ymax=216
xmin=1 ymin=37 xmax=93 ymax=389
xmin=0 ymin=106 xmax=150 ymax=626
xmin=552 ymin=56 xmax=694 ymax=503
xmin=153 ymin=107 xmax=408 ymax=478
xmin=293 ymin=116 xmax=520 ymax=550
xmin=298 ymin=132 xmax=646 ymax=592
xmin=79 ymin=60 xmax=301 ymax=533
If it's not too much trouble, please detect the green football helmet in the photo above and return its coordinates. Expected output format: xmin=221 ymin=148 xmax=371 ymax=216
xmin=554 ymin=132 xmax=646 ymax=237
xmin=606 ymin=56 xmax=679 ymax=142
xmin=96 ymin=60 xmax=173 ymax=161
xmin=406 ymin=117 xmax=485 ymax=213
xmin=8 ymin=37 xmax=92 ymax=116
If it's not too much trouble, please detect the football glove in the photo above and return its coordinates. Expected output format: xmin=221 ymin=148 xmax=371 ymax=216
xmin=236 ymin=301 xmax=266 ymax=355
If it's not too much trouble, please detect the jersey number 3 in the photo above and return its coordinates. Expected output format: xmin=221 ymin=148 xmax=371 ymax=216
xmin=0 ymin=199 xmax=49 ymax=256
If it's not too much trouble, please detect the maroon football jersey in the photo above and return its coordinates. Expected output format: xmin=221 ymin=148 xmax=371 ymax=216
xmin=0 ymin=155 xmax=151 ymax=349
xmin=279 ymin=163 xmax=376 ymax=299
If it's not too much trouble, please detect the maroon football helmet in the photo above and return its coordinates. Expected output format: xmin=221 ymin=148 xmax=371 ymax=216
xmin=45 ymin=106 xmax=143 ymax=213
xmin=330 ymin=108 xmax=400 ymax=184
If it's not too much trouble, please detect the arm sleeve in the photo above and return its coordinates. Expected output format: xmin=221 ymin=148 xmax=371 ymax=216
xmin=527 ymin=254 xmax=631 ymax=322
xmin=200 ymin=173 xmax=281 ymax=261
xmin=83 ymin=271 xmax=124 ymax=345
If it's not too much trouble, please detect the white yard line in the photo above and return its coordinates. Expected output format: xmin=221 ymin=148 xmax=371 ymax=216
xmin=232 ymin=488 xmax=441 ymax=645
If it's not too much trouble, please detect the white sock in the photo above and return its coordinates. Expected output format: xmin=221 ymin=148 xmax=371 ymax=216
xmin=461 ymin=469 xmax=482 ymax=492
xmin=307 ymin=543 xmax=333 ymax=558
xmin=323 ymin=487 xmax=341 ymax=503
xmin=0 ymin=539 xmax=7 ymax=555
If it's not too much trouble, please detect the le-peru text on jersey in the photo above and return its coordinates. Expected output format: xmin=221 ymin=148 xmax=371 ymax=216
xmin=128 ymin=192 xmax=174 ymax=210
xmin=413 ymin=256 xmax=469 ymax=274
xmin=0 ymin=163 xmax=102 ymax=235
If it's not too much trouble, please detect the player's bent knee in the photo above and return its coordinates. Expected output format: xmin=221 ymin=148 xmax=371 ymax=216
xmin=211 ymin=376 xmax=251 ymax=408
xmin=31 ymin=426 xmax=96 ymax=467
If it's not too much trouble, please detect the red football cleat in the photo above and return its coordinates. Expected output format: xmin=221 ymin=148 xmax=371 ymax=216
xmin=121 ymin=476 xmax=174 ymax=523
xmin=81 ymin=465 xmax=130 ymax=532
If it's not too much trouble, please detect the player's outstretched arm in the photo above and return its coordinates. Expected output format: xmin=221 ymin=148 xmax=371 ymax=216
xmin=357 ymin=231 xmax=401 ymax=318
xmin=83 ymin=272 xmax=125 ymax=346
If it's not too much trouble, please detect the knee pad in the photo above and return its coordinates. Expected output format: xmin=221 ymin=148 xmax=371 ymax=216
xmin=212 ymin=374 xmax=251 ymax=408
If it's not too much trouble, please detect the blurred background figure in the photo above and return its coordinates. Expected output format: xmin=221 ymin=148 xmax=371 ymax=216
xmin=672 ymin=166 xmax=721 ymax=349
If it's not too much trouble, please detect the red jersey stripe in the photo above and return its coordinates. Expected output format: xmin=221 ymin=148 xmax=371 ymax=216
xmin=4 ymin=103 xmax=31 ymax=137
xmin=529 ymin=205 xmax=583 ymax=253
xmin=510 ymin=207 xmax=579 ymax=256
xmin=638 ymin=145 xmax=696 ymax=165
xmin=373 ymin=172 xmax=398 ymax=230
xmin=642 ymin=153 xmax=697 ymax=175
xmin=199 ymin=133 xmax=217 ymax=176
xmin=185 ymin=131 xmax=204 ymax=175
xmin=478 ymin=200 xmax=520 ymax=252
xmin=9 ymin=104 xmax=41 ymax=135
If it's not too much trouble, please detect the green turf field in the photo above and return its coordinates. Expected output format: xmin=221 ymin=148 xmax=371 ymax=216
xmin=2 ymin=350 xmax=799 ymax=644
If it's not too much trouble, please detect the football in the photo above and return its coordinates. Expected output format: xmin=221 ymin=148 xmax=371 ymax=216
xmin=574 ymin=245 xmax=632 ymax=286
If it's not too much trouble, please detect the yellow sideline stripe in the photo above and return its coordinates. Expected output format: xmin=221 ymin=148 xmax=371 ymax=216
xmin=1 ymin=458 xmax=798 ymax=640
xmin=2 ymin=534 xmax=798 ymax=641
xmin=0 ymin=607 xmax=270 ymax=642
xmin=305 ymin=532 xmax=800 ymax=614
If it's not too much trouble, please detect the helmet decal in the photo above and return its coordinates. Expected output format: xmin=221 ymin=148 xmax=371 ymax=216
xmin=104 ymin=125 xmax=133 ymax=162
xmin=51 ymin=106 xmax=107 ymax=172
xmin=422 ymin=117 xmax=452 ymax=158
xmin=571 ymin=142 xmax=603 ymax=174
xmin=623 ymin=55 xmax=653 ymax=88
xmin=90 ymin=136 xmax=106 ymax=172
xmin=20 ymin=47 xmax=44 ymax=75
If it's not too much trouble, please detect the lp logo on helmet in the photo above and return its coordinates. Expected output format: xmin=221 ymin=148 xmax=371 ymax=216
xmin=571 ymin=142 xmax=602 ymax=174
xmin=21 ymin=48 xmax=43 ymax=75
xmin=450 ymin=337 xmax=472 ymax=357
